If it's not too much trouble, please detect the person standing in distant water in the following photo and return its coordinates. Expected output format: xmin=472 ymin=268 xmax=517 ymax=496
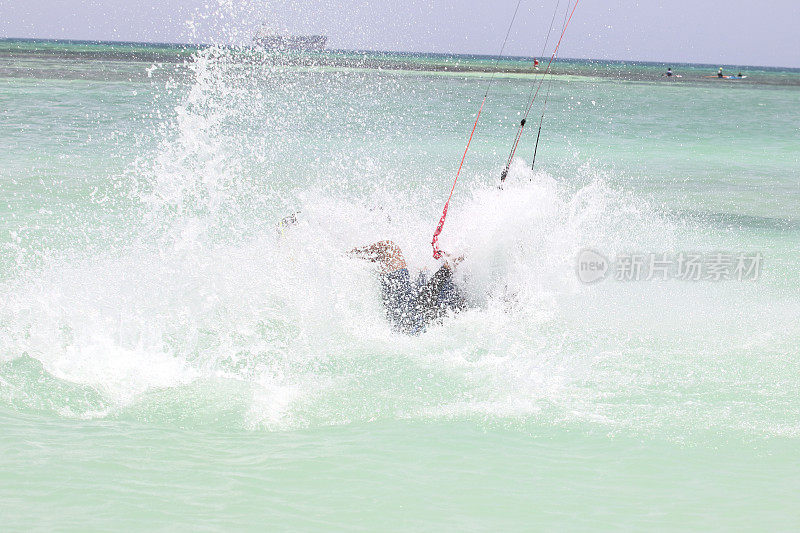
xmin=717 ymin=67 xmax=724 ymax=78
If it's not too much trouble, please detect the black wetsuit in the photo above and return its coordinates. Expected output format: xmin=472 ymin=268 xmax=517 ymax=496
xmin=379 ymin=266 xmax=466 ymax=335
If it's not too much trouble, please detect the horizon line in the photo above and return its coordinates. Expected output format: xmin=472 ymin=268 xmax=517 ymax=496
xmin=2 ymin=36 xmax=799 ymax=71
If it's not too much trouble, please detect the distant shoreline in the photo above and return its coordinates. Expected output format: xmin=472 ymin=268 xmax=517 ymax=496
xmin=2 ymin=37 xmax=799 ymax=84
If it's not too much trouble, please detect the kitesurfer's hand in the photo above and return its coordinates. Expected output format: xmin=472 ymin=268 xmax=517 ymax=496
xmin=440 ymin=251 xmax=465 ymax=270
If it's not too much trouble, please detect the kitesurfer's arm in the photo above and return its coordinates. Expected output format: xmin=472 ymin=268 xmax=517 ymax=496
xmin=349 ymin=240 xmax=407 ymax=273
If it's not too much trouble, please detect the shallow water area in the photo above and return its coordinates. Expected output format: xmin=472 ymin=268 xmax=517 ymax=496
xmin=3 ymin=412 xmax=800 ymax=530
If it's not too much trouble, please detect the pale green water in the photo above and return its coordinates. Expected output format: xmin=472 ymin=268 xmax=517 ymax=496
xmin=1 ymin=40 xmax=800 ymax=530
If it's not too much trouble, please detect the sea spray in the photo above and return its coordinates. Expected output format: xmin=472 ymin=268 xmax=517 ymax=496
xmin=1 ymin=39 xmax=798 ymax=441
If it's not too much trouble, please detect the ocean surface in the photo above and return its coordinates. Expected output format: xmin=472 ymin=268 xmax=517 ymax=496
xmin=1 ymin=38 xmax=799 ymax=530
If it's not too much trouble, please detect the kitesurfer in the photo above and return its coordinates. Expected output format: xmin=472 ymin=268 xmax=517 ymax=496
xmin=350 ymin=241 xmax=466 ymax=335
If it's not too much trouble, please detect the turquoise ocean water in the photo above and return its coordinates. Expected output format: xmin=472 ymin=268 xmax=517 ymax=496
xmin=1 ymin=38 xmax=800 ymax=530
